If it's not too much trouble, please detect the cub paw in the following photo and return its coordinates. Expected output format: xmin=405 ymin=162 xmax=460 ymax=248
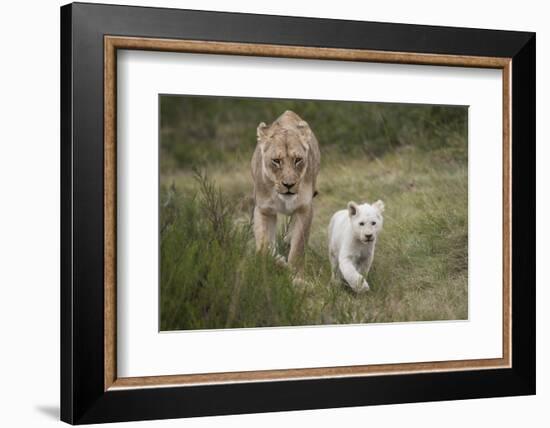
xmin=354 ymin=277 xmax=370 ymax=292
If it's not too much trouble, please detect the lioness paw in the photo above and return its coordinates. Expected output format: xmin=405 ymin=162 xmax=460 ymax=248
xmin=292 ymin=275 xmax=308 ymax=287
xmin=274 ymin=254 xmax=288 ymax=267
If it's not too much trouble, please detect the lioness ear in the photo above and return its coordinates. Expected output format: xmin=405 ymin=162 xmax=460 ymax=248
xmin=347 ymin=201 xmax=359 ymax=217
xmin=373 ymin=200 xmax=385 ymax=213
xmin=297 ymin=120 xmax=312 ymax=137
xmin=297 ymin=120 xmax=312 ymax=152
xmin=256 ymin=122 xmax=268 ymax=144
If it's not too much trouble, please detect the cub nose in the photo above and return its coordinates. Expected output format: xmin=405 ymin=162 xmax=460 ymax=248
xmin=282 ymin=182 xmax=295 ymax=189
xmin=365 ymin=234 xmax=373 ymax=240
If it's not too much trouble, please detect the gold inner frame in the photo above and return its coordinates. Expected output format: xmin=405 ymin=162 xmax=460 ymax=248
xmin=104 ymin=36 xmax=512 ymax=391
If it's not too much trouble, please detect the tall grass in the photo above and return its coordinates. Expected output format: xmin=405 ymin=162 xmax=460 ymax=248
xmin=160 ymin=172 xmax=311 ymax=330
xmin=160 ymin=146 xmax=468 ymax=330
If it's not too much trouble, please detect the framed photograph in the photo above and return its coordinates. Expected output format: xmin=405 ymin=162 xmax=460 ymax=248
xmin=60 ymin=2 xmax=535 ymax=424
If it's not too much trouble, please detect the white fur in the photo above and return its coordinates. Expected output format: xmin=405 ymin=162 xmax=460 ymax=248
xmin=276 ymin=193 xmax=300 ymax=215
xmin=328 ymin=200 xmax=384 ymax=292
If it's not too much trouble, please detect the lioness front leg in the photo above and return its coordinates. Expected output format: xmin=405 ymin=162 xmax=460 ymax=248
xmin=287 ymin=205 xmax=313 ymax=269
xmin=339 ymin=256 xmax=369 ymax=292
xmin=253 ymin=206 xmax=277 ymax=253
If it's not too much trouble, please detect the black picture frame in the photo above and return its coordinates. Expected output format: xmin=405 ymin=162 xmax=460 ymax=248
xmin=61 ymin=2 xmax=535 ymax=424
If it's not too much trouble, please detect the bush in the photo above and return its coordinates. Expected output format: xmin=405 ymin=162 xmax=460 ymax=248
xmin=160 ymin=172 xmax=310 ymax=330
xmin=160 ymin=96 xmax=467 ymax=171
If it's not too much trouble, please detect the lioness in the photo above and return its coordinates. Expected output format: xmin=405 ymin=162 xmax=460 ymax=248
xmin=251 ymin=110 xmax=321 ymax=268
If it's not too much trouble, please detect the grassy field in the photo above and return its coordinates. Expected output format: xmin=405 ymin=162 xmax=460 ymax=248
xmin=159 ymin=96 xmax=468 ymax=331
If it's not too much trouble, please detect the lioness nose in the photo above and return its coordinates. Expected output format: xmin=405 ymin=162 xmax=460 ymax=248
xmin=282 ymin=182 xmax=295 ymax=189
xmin=366 ymin=234 xmax=373 ymax=240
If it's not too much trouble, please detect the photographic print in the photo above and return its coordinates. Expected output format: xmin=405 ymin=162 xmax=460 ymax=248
xmin=159 ymin=95 xmax=468 ymax=331
xmin=62 ymin=6 xmax=534 ymax=422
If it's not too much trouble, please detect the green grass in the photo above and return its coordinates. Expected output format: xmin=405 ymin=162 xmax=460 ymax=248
xmin=160 ymin=145 xmax=468 ymax=331
xmin=160 ymin=171 xmax=308 ymax=330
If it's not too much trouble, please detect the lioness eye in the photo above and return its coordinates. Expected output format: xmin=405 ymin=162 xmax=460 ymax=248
xmin=271 ymin=159 xmax=281 ymax=166
xmin=371 ymin=221 xmax=377 ymax=226
xmin=359 ymin=222 xmax=365 ymax=226
xmin=295 ymin=157 xmax=303 ymax=165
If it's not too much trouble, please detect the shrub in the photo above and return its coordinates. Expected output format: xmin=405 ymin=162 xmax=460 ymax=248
xmin=159 ymin=172 xmax=310 ymax=330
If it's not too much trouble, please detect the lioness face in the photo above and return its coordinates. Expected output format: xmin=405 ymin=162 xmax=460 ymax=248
xmin=258 ymin=125 xmax=310 ymax=197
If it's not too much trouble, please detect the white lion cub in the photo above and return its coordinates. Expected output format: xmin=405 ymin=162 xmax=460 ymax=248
xmin=328 ymin=200 xmax=385 ymax=292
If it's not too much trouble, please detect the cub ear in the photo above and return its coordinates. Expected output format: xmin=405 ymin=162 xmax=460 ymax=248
xmin=347 ymin=201 xmax=359 ymax=217
xmin=373 ymin=200 xmax=385 ymax=213
xmin=256 ymin=122 xmax=268 ymax=143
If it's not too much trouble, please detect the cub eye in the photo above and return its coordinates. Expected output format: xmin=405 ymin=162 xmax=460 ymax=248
xmin=359 ymin=222 xmax=365 ymax=226
xmin=295 ymin=157 xmax=303 ymax=165
xmin=371 ymin=221 xmax=377 ymax=226
xmin=271 ymin=159 xmax=281 ymax=166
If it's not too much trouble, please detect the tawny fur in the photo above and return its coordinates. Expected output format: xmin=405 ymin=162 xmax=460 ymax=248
xmin=251 ymin=110 xmax=321 ymax=268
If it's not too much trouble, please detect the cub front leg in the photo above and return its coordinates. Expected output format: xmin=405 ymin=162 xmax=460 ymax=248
xmin=287 ymin=205 xmax=313 ymax=269
xmin=358 ymin=245 xmax=375 ymax=282
xmin=329 ymin=250 xmax=339 ymax=282
xmin=253 ymin=206 xmax=277 ymax=253
xmin=338 ymin=256 xmax=369 ymax=292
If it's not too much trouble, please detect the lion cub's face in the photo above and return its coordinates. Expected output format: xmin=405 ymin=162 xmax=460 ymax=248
xmin=257 ymin=122 xmax=310 ymax=197
xmin=347 ymin=200 xmax=385 ymax=243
